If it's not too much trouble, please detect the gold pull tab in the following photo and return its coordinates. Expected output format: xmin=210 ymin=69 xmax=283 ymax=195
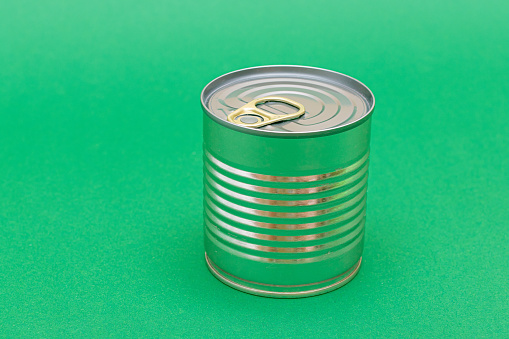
xmin=227 ymin=96 xmax=305 ymax=128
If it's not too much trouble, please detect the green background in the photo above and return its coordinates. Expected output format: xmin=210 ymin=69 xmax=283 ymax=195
xmin=1 ymin=0 xmax=508 ymax=337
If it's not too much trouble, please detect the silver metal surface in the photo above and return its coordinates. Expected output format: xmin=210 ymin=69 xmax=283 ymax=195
xmin=205 ymin=196 xmax=367 ymax=230
xmin=205 ymin=151 xmax=369 ymax=184
xmin=205 ymin=228 xmax=364 ymax=263
xmin=201 ymin=65 xmax=375 ymax=136
xmin=204 ymin=207 xmax=366 ymax=241
xmin=202 ymin=65 xmax=374 ymax=298
xmin=205 ymin=253 xmax=362 ymax=298
xmin=205 ymin=184 xmax=367 ymax=218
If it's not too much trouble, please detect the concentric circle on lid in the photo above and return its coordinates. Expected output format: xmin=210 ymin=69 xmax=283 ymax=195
xmin=201 ymin=65 xmax=375 ymax=137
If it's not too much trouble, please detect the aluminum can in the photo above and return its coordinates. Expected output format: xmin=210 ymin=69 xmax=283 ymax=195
xmin=201 ymin=65 xmax=375 ymax=298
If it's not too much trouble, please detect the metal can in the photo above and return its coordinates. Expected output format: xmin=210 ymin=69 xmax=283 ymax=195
xmin=201 ymin=65 xmax=375 ymax=298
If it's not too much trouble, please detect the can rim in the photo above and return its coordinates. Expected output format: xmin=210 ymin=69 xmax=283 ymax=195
xmin=201 ymin=65 xmax=375 ymax=138
xmin=205 ymin=253 xmax=362 ymax=298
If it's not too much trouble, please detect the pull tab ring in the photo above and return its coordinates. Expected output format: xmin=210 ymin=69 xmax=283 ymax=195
xmin=227 ymin=96 xmax=305 ymax=128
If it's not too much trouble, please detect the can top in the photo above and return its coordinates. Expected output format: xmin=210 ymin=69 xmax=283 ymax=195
xmin=201 ymin=65 xmax=375 ymax=137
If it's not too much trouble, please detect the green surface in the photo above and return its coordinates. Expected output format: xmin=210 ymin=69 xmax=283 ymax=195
xmin=1 ymin=0 xmax=508 ymax=337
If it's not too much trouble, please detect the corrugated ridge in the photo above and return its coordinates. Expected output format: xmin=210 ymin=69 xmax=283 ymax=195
xmin=203 ymin=148 xmax=369 ymax=262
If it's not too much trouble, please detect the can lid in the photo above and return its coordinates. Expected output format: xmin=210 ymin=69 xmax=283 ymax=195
xmin=201 ymin=65 xmax=375 ymax=137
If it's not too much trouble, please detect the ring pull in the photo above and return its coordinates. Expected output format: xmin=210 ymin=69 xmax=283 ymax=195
xmin=227 ymin=96 xmax=305 ymax=128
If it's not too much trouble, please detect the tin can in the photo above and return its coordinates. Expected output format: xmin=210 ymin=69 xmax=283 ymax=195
xmin=201 ymin=66 xmax=375 ymax=298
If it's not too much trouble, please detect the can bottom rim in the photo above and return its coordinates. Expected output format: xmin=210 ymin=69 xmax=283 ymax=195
xmin=205 ymin=254 xmax=362 ymax=299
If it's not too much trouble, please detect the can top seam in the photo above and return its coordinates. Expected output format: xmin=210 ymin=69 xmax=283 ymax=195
xmin=201 ymin=65 xmax=375 ymax=138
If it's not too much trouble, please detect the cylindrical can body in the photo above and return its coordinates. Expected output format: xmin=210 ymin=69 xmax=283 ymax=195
xmin=201 ymin=66 xmax=375 ymax=298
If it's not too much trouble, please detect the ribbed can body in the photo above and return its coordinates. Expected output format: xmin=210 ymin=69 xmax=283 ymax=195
xmin=203 ymin=114 xmax=372 ymax=298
